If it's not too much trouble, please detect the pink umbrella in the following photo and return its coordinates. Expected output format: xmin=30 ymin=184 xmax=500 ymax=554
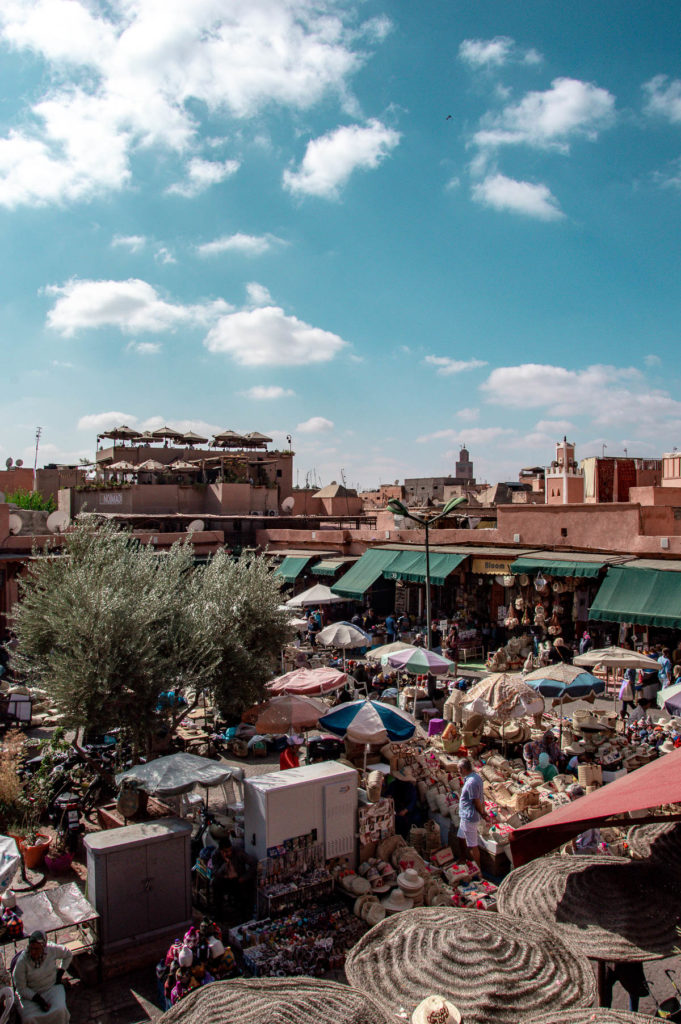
xmin=386 ymin=647 xmax=453 ymax=676
xmin=267 ymin=667 xmax=349 ymax=695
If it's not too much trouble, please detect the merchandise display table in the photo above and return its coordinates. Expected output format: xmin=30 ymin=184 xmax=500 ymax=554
xmin=1 ymin=882 xmax=99 ymax=968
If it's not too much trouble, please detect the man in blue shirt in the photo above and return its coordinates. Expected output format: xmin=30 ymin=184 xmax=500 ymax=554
xmin=658 ymin=647 xmax=672 ymax=689
xmin=457 ymin=757 xmax=487 ymax=866
xmin=385 ymin=613 xmax=397 ymax=644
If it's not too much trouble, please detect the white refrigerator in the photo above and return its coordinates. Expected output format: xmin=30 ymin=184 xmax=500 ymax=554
xmin=244 ymin=761 xmax=357 ymax=865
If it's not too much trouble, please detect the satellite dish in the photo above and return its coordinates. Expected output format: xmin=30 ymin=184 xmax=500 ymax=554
xmin=8 ymin=514 xmax=22 ymax=535
xmin=46 ymin=510 xmax=70 ymax=534
xmin=5 ymin=458 xmax=12 ymax=469
xmin=15 ymin=459 xmax=23 ymax=468
xmin=281 ymin=496 xmax=295 ymax=512
xmin=186 ymin=519 xmax=205 ymax=534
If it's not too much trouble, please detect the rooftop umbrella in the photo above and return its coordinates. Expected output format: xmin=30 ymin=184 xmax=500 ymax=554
xmin=267 ymin=667 xmax=349 ymax=695
xmin=180 ymin=431 xmax=208 ymax=445
xmin=135 ymin=431 xmax=157 ymax=444
xmin=464 ymin=672 xmax=545 ymax=721
xmin=365 ymin=641 xmax=418 ymax=662
xmin=213 ymin=429 xmax=247 ymax=447
xmin=100 ymin=424 xmax=140 ymax=441
xmin=136 ymin=459 xmax=167 ymax=472
xmin=108 ymin=460 xmax=136 ymax=471
xmin=169 ymin=460 xmax=200 ymax=471
xmin=244 ymin=431 xmax=272 ymax=444
xmin=255 ymin=694 xmax=328 ymax=734
xmin=284 ymin=583 xmax=345 ymax=607
xmin=151 ymin=425 xmax=184 ymax=441
xmin=318 ymin=698 xmax=415 ymax=744
xmin=386 ymin=647 xmax=453 ymax=676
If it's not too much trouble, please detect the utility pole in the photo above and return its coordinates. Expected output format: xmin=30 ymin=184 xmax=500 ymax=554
xmin=33 ymin=426 xmax=42 ymax=490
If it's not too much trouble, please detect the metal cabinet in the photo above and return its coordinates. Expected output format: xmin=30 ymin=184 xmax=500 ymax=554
xmin=84 ymin=817 xmax=192 ymax=951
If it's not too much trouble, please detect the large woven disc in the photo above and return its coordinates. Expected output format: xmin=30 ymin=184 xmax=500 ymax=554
xmin=525 ymin=1011 xmax=657 ymax=1024
xmin=159 ymin=977 xmax=391 ymax=1024
xmin=627 ymin=822 xmax=681 ymax=870
xmin=497 ymin=855 xmax=680 ymax=961
xmin=344 ymin=907 xmax=595 ymax=1024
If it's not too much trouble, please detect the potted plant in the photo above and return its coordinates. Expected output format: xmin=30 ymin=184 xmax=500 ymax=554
xmin=17 ymin=815 xmax=51 ymax=870
xmin=44 ymin=832 xmax=73 ymax=874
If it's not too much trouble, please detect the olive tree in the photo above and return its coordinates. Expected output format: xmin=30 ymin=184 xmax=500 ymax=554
xmin=10 ymin=519 xmax=291 ymax=751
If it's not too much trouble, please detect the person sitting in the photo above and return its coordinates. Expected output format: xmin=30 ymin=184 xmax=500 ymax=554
xmin=279 ymin=735 xmax=302 ymax=770
xmin=208 ymin=839 xmax=255 ymax=916
xmin=13 ymin=931 xmax=72 ymax=1024
xmin=537 ymin=751 xmax=558 ymax=782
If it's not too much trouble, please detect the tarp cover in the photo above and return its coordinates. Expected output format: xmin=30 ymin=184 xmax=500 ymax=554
xmin=590 ymin=565 xmax=681 ymax=628
xmin=510 ymin=556 xmax=606 ymax=579
xmin=274 ymin=556 xmax=312 ymax=582
xmin=331 ymin=549 xmax=401 ymax=598
xmin=510 ymin=746 xmax=681 ymax=865
xmin=116 ymin=753 xmax=241 ymax=796
xmin=381 ymin=550 xmax=466 ymax=586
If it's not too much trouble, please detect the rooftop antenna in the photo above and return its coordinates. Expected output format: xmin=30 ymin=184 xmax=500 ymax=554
xmin=33 ymin=426 xmax=42 ymax=490
xmin=340 ymin=468 xmax=350 ymax=516
xmin=602 ymin=443 xmax=607 ymax=458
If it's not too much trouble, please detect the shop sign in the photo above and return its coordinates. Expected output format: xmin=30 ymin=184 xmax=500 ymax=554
xmin=471 ymin=557 xmax=512 ymax=575
xmin=99 ymin=492 xmax=123 ymax=505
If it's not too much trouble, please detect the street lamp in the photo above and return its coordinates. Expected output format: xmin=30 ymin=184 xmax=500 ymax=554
xmin=386 ymin=495 xmax=466 ymax=649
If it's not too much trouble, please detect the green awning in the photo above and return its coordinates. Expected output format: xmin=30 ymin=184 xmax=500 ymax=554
xmin=382 ymin=550 xmax=466 ymax=586
xmin=590 ymin=566 xmax=681 ymax=628
xmin=331 ymin=549 xmax=400 ymax=599
xmin=311 ymin=558 xmax=350 ymax=576
xmin=510 ymin=556 xmax=606 ymax=579
xmin=274 ymin=555 xmax=312 ymax=582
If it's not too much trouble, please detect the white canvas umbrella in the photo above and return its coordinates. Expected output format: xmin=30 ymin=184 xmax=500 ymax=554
xmin=317 ymin=621 xmax=371 ymax=669
xmin=285 ymin=584 xmax=345 ymax=608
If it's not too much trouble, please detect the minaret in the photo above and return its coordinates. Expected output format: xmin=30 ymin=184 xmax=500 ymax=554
xmin=545 ymin=437 xmax=584 ymax=504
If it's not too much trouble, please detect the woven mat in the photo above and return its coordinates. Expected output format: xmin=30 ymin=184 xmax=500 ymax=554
xmin=627 ymin=823 xmax=681 ymax=869
xmin=497 ymin=854 xmax=680 ymax=962
xmin=159 ymin=977 xmax=391 ymax=1024
xmin=525 ymin=1011 xmax=657 ymax=1024
xmin=344 ymin=907 xmax=595 ymax=1024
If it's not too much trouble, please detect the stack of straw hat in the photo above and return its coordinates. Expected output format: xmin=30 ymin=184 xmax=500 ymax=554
xmin=345 ymin=907 xmax=595 ymax=1024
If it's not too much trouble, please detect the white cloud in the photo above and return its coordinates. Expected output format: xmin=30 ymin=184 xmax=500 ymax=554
xmin=127 ymin=341 xmax=162 ymax=355
xmin=472 ymin=173 xmax=564 ymax=220
xmin=166 ymin=158 xmax=240 ymax=198
xmin=112 ymin=235 xmax=147 ymax=252
xmin=417 ymin=426 xmax=514 ymax=444
xmin=534 ymin=419 xmax=575 ymax=433
xmin=283 ymin=119 xmax=400 ymax=198
xmin=482 ymin=363 xmax=681 ymax=429
xmin=246 ymin=282 xmax=273 ymax=306
xmin=457 ymin=407 xmax=480 ymax=420
xmin=458 ymin=37 xmax=541 ymax=69
xmin=155 ymin=247 xmax=177 ymax=265
xmin=297 ymin=417 xmax=334 ymax=434
xmin=644 ymin=354 xmax=661 ymax=367
xmin=474 ymin=78 xmax=615 ymax=152
xmin=243 ymin=385 xmax=295 ymax=400
xmin=196 ymin=233 xmax=280 ymax=257
xmin=78 ymin=411 xmax=137 ymax=432
xmin=46 ymin=278 xmax=231 ymax=336
xmin=205 ymin=305 xmax=347 ymax=366
xmin=424 ymin=355 xmax=488 ymax=375
xmin=643 ymin=76 xmax=681 ymax=123
xmin=0 ymin=0 xmax=382 ymax=207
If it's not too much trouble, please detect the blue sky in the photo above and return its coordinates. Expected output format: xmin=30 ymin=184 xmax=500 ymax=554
xmin=2 ymin=0 xmax=681 ymax=491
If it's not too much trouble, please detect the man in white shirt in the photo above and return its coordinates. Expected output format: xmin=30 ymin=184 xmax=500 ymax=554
xmin=13 ymin=931 xmax=72 ymax=1024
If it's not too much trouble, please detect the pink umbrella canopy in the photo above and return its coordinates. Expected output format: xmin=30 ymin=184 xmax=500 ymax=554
xmin=386 ymin=647 xmax=453 ymax=676
xmin=255 ymin=695 xmax=328 ymax=733
xmin=267 ymin=667 xmax=349 ymax=695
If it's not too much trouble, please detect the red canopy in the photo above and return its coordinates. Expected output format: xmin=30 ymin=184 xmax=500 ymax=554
xmin=266 ymin=667 xmax=349 ymax=696
xmin=510 ymin=747 xmax=681 ymax=866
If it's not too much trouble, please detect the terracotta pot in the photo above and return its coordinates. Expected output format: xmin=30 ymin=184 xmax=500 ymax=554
xmin=19 ymin=835 xmax=51 ymax=869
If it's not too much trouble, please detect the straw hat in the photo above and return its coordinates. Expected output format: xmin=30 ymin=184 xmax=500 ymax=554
xmin=626 ymin=823 xmax=681 ymax=871
xmin=564 ymin=741 xmax=586 ymax=756
xmin=391 ymin=765 xmax=417 ymax=782
xmin=364 ymin=903 xmax=386 ymax=927
xmin=381 ymin=889 xmax=414 ymax=914
xmin=345 ymin=908 xmax=595 ymax=1024
xmin=1 ymin=892 xmax=16 ymax=909
xmin=412 ymin=996 xmax=462 ymax=1024
xmin=496 ymin=854 xmax=681 ymax=961
xmin=344 ymin=874 xmax=371 ymax=895
xmin=158 ymin=977 xmax=392 ymax=1024
xmin=659 ymin=739 xmax=676 ymax=754
xmin=397 ymin=868 xmax=425 ymax=894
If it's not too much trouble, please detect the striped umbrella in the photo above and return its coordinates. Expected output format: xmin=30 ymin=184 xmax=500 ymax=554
xmin=318 ymin=699 xmax=416 ymax=745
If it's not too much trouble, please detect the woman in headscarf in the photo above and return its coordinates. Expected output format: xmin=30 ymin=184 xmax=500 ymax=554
xmin=537 ymin=751 xmax=558 ymax=782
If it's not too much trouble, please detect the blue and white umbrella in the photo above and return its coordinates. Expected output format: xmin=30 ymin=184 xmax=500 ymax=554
xmin=523 ymin=663 xmax=605 ymax=701
xmin=318 ymin=699 xmax=416 ymax=745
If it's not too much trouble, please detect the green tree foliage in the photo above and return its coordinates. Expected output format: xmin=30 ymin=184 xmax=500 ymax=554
xmin=11 ymin=519 xmax=291 ymax=751
xmin=6 ymin=489 xmax=56 ymax=513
